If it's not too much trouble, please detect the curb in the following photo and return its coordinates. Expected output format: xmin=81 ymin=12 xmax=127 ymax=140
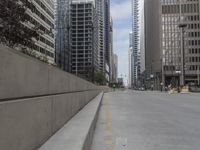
xmin=39 ymin=92 xmax=104 ymax=150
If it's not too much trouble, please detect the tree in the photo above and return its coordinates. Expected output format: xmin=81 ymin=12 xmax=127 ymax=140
xmin=0 ymin=0 xmax=38 ymax=47
xmin=95 ymin=71 xmax=105 ymax=85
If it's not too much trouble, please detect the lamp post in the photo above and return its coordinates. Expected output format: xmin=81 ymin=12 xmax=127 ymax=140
xmin=178 ymin=23 xmax=187 ymax=86
xmin=198 ymin=65 xmax=200 ymax=86
xmin=175 ymin=70 xmax=181 ymax=93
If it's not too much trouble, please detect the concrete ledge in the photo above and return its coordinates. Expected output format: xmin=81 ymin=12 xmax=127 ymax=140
xmin=39 ymin=92 xmax=104 ymax=150
xmin=0 ymin=45 xmax=98 ymax=100
xmin=0 ymin=90 xmax=101 ymax=150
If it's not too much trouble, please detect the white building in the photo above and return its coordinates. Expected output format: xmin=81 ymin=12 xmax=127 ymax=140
xmin=139 ymin=0 xmax=145 ymax=74
xmin=24 ymin=0 xmax=55 ymax=64
xmin=131 ymin=0 xmax=145 ymax=87
xmin=113 ymin=53 xmax=118 ymax=82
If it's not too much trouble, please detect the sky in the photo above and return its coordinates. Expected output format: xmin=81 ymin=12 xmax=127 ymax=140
xmin=110 ymin=0 xmax=132 ymax=84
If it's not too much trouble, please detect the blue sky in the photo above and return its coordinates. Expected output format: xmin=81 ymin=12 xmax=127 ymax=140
xmin=110 ymin=0 xmax=131 ymax=83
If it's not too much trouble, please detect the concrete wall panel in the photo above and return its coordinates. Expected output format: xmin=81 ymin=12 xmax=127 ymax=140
xmin=0 ymin=46 xmax=99 ymax=100
xmin=0 ymin=46 xmax=49 ymax=100
xmin=0 ymin=46 xmax=104 ymax=150
xmin=0 ymin=97 xmax=52 ymax=150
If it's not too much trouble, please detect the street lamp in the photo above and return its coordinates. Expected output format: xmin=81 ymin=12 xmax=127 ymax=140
xmin=178 ymin=23 xmax=187 ymax=86
xmin=175 ymin=70 xmax=181 ymax=93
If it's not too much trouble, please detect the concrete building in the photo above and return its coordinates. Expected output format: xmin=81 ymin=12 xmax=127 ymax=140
xmin=143 ymin=0 xmax=161 ymax=89
xmin=109 ymin=17 xmax=114 ymax=83
xmin=128 ymin=32 xmax=134 ymax=88
xmin=161 ymin=0 xmax=200 ymax=86
xmin=96 ymin=0 xmax=105 ymax=73
xmin=131 ymin=0 xmax=146 ymax=87
xmin=139 ymin=0 xmax=145 ymax=74
xmin=113 ymin=53 xmax=118 ymax=83
xmin=25 ymin=0 xmax=55 ymax=64
xmin=104 ymin=0 xmax=111 ymax=73
xmin=96 ymin=0 xmax=111 ymax=83
xmin=70 ymin=0 xmax=99 ymax=80
xmin=55 ymin=0 xmax=71 ymax=72
xmin=131 ymin=0 xmax=140 ymax=86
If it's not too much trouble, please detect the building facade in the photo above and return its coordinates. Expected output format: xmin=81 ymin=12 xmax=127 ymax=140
xmin=113 ymin=53 xmax=118 ymax=83
xmin=131 ymin=0 xmax=146 ymax=87
xmin=161 ymin=0 xmax=200 ymax=86
xmin=55 ymin=0 xmax=71 ymax=72
xmin=25 ymin=0 xmax=55 ymax=64
xmin=70 ymin=0 xmax=99 ymax=80
xmin=128 ymin=32 xmax=134 ymax=88
xmin=96 ymin=0 xmax=105 ymax=73
xmin=143 ymin=0 xmax=162 ymax=90
xmin=109 ymin=17 xmax=114 ymax=82
xmin=131 ymin=0 xmax=140 ymax=87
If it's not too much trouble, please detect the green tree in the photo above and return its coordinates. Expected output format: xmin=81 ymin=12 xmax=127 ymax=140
xmin=0 ymin=0 xmax=38 ymax=47
xmin=95 ymin=71 xmax=105 ymax=85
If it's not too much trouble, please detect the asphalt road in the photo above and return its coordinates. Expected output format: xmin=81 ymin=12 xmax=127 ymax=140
xmin=91 ymin=90 xmax=200 ymax=150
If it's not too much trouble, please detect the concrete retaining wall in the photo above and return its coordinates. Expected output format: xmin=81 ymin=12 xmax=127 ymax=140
xmin=0 ymin=46 xmax=102 ymax=150
xmin=0 ymin=46 xmax=97 ymax=100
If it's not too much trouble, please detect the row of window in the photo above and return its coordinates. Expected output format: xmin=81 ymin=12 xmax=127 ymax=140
xmin=27 ymin=43 xmax=54 ymax=58
xmin=188 ymin=40 xmax=200 ymax=46
xmin=189 ymin=31 xmax=200 ymax=37
xmin=189 ymin=57 xmax=200 ymax=63
xmin=39 ymin=36 xmax=54 ymax=48
xmin=188 ymin=48 xmax=200 ymax=54
xmin=34 ymin=0 xmax=54 ymax=19
xmin=164 ymin=65 xmax=200 ymax=71
xmin=30 ymin=4 xmax=54 ymax=28
xmin=27 ymin=16 xmax=54 ymax=39
xmin=162 ymin=3 xmax=199 ymax=14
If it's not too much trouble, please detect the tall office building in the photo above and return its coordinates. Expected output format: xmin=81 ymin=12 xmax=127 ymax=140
xmin=131 ymin=0 xmax=145 ymax=87
xmin=139 ymin=0 xmax=145 ymax=74
xmin=104 ymin=0 xmax=111 ymax=70
xmin=161 ymin=0 xmax=200 ymax=86
xmin=128 ymin=32 xmax=134 ymax=88
xmin=144 ymin=0 xmax=161 ymax=89
xmin=132 ymin=0 xmax=139 ymax=86
xmin=96 ymin=0 xmax=105 ymax=73
xmin=113 ymin=53 xmax=118 ymax=82
xmin=70 ymin=0 xmax=99 ymax=80
xmin=23 ymin=0 xmax=55 ymax=64
xmin=109 ymin=17 xmax=114 ymax=82
xmin=55 ymin=0 xmax=71 ymax=72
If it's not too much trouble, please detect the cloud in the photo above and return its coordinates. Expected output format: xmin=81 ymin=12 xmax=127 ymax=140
xmin=111 ymin=0 xmax=131 ymax=21
xmin=111 ymin=0 xmax=132 ymax=82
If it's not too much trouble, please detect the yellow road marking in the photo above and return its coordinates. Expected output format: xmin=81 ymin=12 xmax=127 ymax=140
xmin=104 ymin=136 xmax=113 ymax=141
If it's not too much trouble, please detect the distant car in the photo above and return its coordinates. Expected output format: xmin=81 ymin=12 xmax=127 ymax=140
xmin=139 ymin=87 xmax=145 ymax=91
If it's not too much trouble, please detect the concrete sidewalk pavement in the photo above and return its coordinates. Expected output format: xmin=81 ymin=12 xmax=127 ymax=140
xmin=91 ymin=90 xmax=200 ymax=150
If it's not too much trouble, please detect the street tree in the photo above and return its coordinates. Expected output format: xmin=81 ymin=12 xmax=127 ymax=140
xmin=95 ymin=71 xmax=105 ymax=85
xmin=0 ymin=0 xmax=38 ymax=47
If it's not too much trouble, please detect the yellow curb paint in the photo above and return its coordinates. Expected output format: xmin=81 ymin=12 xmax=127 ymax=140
xmin=104 ymin=136 xmax=113 ymax=141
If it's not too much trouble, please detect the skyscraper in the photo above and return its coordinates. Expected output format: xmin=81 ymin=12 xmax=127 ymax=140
xmin=132 ymin=0 xmax=139 ymax=87
xmin=24 ymin=0 xmax=55 ymax=64
xmin=96 ymin=0 xmax=105 ymax=73
xmin=56 ymin=0 xmax=71 ymax=72
xmin=96 ymin=0 xmax=112 ymax=83
xmin=55 ymin=0 xmax=112 ymax=82
xmin=131 ymin=0 xmax=145 ymax=87
xmin=70 ymin=0 xmax=99 ymax=80
xmin=109 ymin=17 xmax=114 ymax=82
xmin=161 ymin=0 xmax=200 ymax=86
xmin=128 ymin=32 xmax=134 ymax=88
xmin=113 ymin=53 xmax=118 ymax=83
xmin=144 ymin=0 xmax=161 ymax=89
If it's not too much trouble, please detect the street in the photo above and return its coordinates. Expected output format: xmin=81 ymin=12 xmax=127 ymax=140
xmin=91 ymin=90 xmax=200 ymax=150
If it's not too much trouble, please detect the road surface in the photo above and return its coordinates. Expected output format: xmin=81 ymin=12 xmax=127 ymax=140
xmin=91 ymin=90 xmax=200 ymax=150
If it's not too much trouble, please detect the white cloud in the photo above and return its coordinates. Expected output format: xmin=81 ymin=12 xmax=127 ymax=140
xmin=111 ymin=0 xmax=131 ymax=20
xmin=111 ymin=0 xmax=132 ymax=81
